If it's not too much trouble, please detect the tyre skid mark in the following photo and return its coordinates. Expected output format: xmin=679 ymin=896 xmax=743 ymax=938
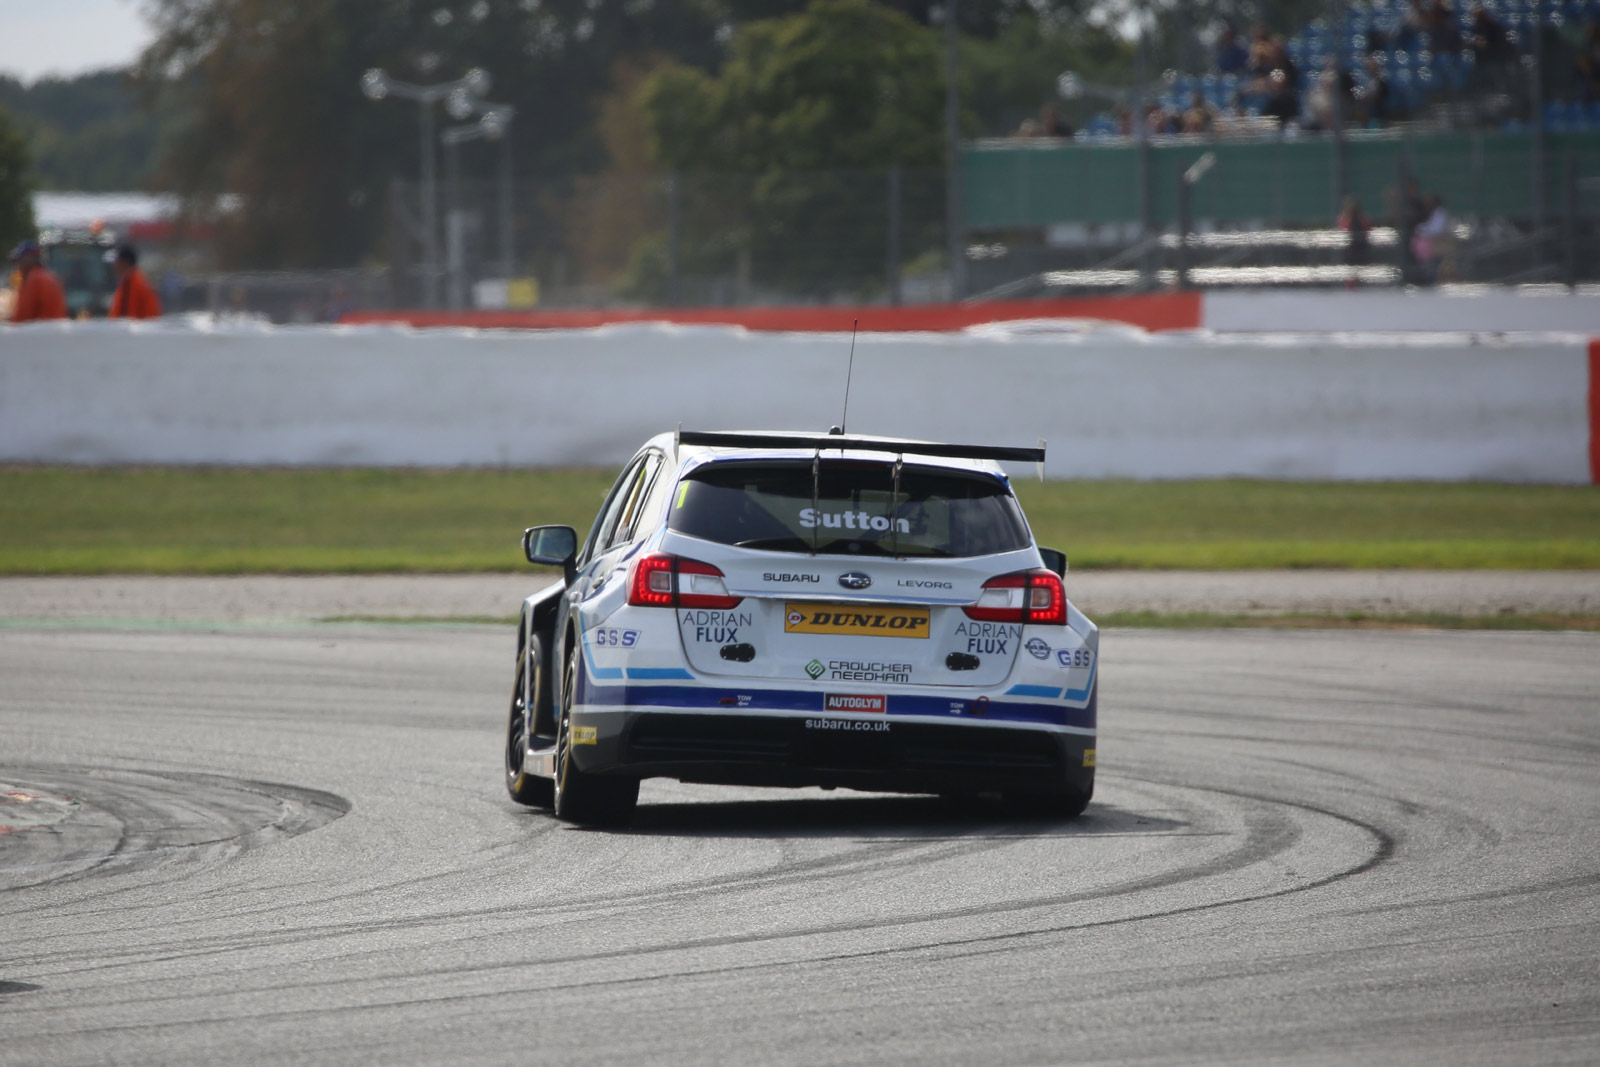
xmin=5 ymin=772 xmax=1390 ymax=1024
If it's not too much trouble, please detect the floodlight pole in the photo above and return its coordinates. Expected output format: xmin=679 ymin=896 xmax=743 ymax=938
xmin=441 ymin=105 xmax=517 ymax=308
xmin=361 ymin=67 xmax=491 ymax=309
xmin=943 ymin=0 xmax=965 ymax=301
xmin=1177 ymin=152 xmax=1217 ymax=290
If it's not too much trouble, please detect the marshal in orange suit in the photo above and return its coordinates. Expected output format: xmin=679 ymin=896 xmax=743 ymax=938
xmin=109 ymin=244 xmax=162 ymax=319
xmin=8 ymin=239 xmax=67 ymax=322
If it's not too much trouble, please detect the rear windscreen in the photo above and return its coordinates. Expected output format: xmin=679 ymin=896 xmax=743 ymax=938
xmin=667 ymin=460 xmax=1031 ymax=558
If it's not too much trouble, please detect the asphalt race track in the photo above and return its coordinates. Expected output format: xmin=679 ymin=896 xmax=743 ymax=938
xmin=2 ymin=620 xmax=1597 ymax=1065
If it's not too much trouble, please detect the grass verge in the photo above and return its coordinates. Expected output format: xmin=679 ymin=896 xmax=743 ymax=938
xmin=1 ymin=466 xmax=1596 ymax=574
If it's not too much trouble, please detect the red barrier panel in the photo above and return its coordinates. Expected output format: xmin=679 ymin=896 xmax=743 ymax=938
xmin=340 ymin=293 xmax=1203 ymax=334
xmin=1590 ymin=340 xmax=1600 ymax=484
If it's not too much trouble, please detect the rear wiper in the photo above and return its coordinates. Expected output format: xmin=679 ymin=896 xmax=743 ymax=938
xmin=734 ymin=536 xmax=814 ymax=551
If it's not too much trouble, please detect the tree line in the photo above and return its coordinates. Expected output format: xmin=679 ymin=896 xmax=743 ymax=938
xmin=1 ymin=0 xmax=1327 ymax=277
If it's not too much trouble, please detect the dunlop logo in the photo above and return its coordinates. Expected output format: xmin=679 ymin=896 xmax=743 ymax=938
xmin=784 ymin=602 xmax=930 ymax=639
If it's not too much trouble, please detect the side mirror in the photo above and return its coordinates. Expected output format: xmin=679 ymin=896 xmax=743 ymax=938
xmin=1038 ymin=547 xmax=1068 ymax=578
xmin=523 ymin=525 xmax=578 ymax=581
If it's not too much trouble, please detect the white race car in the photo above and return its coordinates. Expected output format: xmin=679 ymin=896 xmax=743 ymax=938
xmin=504 ymin=430 xmax=1098 ymax=826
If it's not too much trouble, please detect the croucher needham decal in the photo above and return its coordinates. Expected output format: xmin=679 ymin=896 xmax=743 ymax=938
xmin=784 ymin=603 xmax=931 ymax=638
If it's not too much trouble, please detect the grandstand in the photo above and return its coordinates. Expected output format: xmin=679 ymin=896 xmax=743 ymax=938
xmin=1073 ymin=0 xmax=1600 ymax=135
xmin=966 ymin=1 xmax=1600 ymax=294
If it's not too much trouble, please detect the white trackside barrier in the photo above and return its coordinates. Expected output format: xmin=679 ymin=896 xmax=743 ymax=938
xmin=1203 ymin=289 xmax=1600 ymax=334
xmin=0 ymin=319 xmax=1592 ymax=482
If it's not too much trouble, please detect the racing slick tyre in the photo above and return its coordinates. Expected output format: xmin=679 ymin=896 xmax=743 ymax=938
xmin=1002 ymin=783 xmax=1092 ymax=820
xmin=553 ymin=640 xmax=639 ymax=827
xmin=505 ymin=641 xmax=554 ymax=808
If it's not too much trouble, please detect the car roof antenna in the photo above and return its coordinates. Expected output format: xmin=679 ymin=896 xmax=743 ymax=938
xmin=836 ymin=318 xmax=858 ymax=435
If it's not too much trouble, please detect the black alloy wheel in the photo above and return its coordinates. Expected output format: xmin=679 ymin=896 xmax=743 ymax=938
xmin=552 ymin=637 xmax=639 ymax=827
xmin=504 ymin=643 xmax=554 ymax=807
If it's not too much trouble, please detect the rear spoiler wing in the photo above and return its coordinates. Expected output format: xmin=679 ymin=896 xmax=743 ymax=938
xmin=675 ymin=429 xmax=1045 ymax=466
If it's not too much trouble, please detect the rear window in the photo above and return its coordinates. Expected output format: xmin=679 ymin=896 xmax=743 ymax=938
xmin=667 ymin=460 xmax=1031 ymax=558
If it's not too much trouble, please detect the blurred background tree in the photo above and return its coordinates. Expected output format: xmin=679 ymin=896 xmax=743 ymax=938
xmin=133 ymin=0 xmax=729 ymax=269
xmin=0 ymin=72 xmax=169 ymax=191
xmin=0 ymin=103 xmax=36 ymax=254
xmin=634 ymin=0 xmax=943 ymax=297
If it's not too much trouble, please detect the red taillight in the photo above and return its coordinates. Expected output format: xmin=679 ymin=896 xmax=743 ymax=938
xmin=963 ymin=568 xmax=1066 ymax=626
xmin=627 ymin=554 xmax=742 ymax=609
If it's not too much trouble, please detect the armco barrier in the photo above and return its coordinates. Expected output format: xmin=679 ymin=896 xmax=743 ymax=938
xmin=0 ymin=320 xmax=1592 ymax=482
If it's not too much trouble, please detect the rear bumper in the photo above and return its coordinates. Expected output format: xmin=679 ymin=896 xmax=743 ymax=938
xmin=569 ymin=709 xmax=1094 ymax=797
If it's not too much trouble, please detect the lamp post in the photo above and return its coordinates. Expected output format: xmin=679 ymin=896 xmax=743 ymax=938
xmin=1057 ymin=68 xmax=1160 ymax=289
xmin=361 ymin=66 xmax=491 ymax=308
xmin=441 ymin=104 xmax=516 ymax=308
xmin=1176 ymin=151 xmax=1217 ymax=290
xmin=943 ymin=0 xmax=964 ymax=301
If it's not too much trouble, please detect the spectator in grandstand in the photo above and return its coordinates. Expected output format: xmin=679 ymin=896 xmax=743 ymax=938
xmin=1262 ymin=69 xmax=1300 ymax=127
xmin=1360 ymin=55 xmax=1396 ymax=125
xmin=1578 ymin=20 xmax=1600 ymax=101
xmin=1157 ymin=103 xmax=1186 ymax=134
xmin=1247 ymin=26 xmax=1274 ymax=77
xmin=1338 ymin=196 xmax=1373 ymax=274
xmin=1181 ymin=91 xmax=1218 ymax=134
xmin=108 ymin=245 xmax=162 ymax=319
xmin=1249 ymin=33 xmax=1298 ymax=88
xmin=1306 ymin=61 xmax=1359 ymax=130
xmin=1427 ymin=0 xmax=1464 ymax=54
xmin=7 ymin=239 xmax=67 ymax=323
xmin=1215 ymin=26 xmax=1249 ymax=75
xmin=1039 ymin=104 xmax=1074 ymax=138
xmin=1390 ymin=176 xmax=1429 ymax=280
xmin=1412 ymin=193 xmax=1451 ymax=284
xmin=1397 ymin=0 xmax=1430 ymax=51
xmin=1470 ymin=4 xmax=1515 ymax=67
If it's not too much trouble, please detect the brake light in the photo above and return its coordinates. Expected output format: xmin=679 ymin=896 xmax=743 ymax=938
xmin=627 ymin=554 xmax=742 ymax=609
xmin=963 ymin=568 xmax=1066 ymax=625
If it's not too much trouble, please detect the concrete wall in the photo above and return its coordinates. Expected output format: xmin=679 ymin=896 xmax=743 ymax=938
xmin=0 ymin=320 xmax=1591 ymax=482
xmin=1203 ymin=290 xmax=1600 ymax=334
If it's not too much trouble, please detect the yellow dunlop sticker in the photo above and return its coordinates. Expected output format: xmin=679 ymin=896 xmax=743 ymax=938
xmin=1083 ymin=748 xmax=1096 ymax=768
xmin=784 ymin=603 xmax=931 ymax=639
xmin=572 ymin=725 xmax=599 ymax=745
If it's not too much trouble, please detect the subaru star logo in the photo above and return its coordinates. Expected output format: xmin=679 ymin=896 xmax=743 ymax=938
xmin=838 ymin=571 xmax=872 ymax=590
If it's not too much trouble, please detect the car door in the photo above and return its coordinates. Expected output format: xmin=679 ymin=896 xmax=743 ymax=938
xmin=568 ymin=450 xmax=665 ymax=637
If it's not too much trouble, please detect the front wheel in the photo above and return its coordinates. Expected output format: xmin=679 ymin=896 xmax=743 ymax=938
xmin=505 ymin=642 xmax=554 ymax=808
xmin=553 ymin=638 xmax=638 ymax=827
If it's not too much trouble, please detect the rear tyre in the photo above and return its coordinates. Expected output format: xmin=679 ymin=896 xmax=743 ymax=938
xmin=505 ymin=642 xmax=554 ymax=808
xmin=552 ymin=639 xmax=639 ymax=827
xmin=1002 ymin=784 xmax=1092 ymax=820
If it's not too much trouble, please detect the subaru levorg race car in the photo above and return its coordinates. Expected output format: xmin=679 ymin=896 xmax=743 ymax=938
xmin=503 ymin=429 xmax=1098 ymax=826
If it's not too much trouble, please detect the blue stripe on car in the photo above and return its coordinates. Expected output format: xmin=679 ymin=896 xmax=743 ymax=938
xmin=1005 ymin=684 xmax=1062 ymax=699
xmin=576 ymin=677 xmax=1095 ymax=731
